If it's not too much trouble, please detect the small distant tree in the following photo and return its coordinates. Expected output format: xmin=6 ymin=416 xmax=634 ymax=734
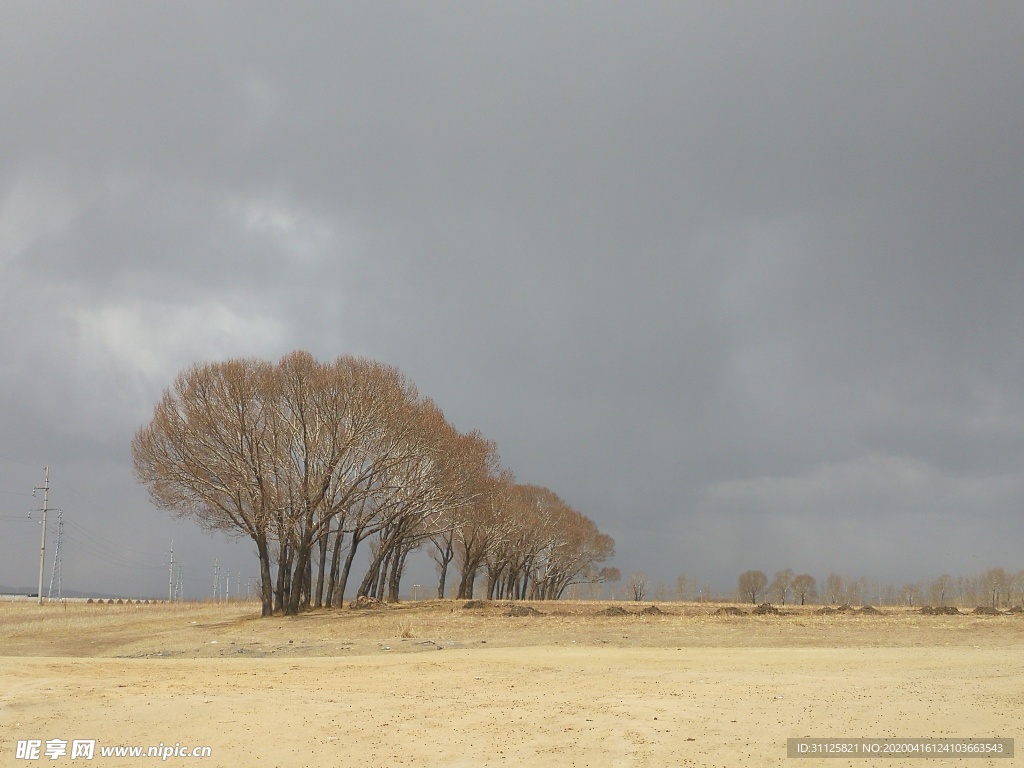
xmin=628 ymin=572 xmax=649 ymax=601
xmin=770 ymin=569 xmax=794 ymax=605
xmin=825 ymin=573 xmax=845 ymax=605
xmin=791 ymin=574 xmax=816 ymax=605
xmin=900 ymin=583 xmax=922 ymax=607
xmin=737 ymin=570 xmax=768 ymax=604
xmin=878 ymin=582 xmax=898 ymax=607
xmin=927 ymin=574 xmax=953 ymax=606
xmin=983 ymin=568 xmax=1010 ymax=609
xmin=675 ymin=574 xmax=690 ymax=602
xmin=845 ymin=576 xmax=866 ymax=606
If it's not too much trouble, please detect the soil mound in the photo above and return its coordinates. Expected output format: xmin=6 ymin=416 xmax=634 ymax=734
xmin=920 ymin=606 xmax=961 ymax=615
xmin=972 ymin=606 xmax=1002 ymax=615
xmin=505 ymin=604 xmax=543 ymax=617
xmin=349 ymin=595 xmax=388 ymax=610
xmin=857 ymin=605 xmax=883 ymax=615
xmin=598 ymin=606 xmax=631 ymax=616
xmin=1006 ymin=605 xmax=1024 ymax=614
xmin=462 ymin=600 xmax=488 ymax=609
xmin=714 ymin=606 xmax=748 ymax=616
xmin=639 ymin=605 xmax=666 ymax=616
xmin=817 ymin=604 xmax=855 ymax=614
xmin=753 ymin=603 xmax=779 ymax=615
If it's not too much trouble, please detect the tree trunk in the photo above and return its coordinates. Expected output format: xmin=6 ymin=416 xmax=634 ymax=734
xmin=274 ymin=540 xmax=291 ymax=614
xmin=336 ymin=525 xmax=365 ymax=606
xmin=325 ymin=522 xmax=346 ymax=607
xmin=435 ymin=539 xmax=453 ymax=599
xmin=313 ymin=520 xmax=330 ymax=608
xmin=257 ymin=536 xmax=274 ymax=617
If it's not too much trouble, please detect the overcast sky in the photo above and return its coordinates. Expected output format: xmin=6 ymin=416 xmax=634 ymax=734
xmin=1 ymin=2 xmax=1021 ymax=600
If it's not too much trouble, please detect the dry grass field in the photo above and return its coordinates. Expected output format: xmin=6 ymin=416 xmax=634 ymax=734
xmin=0 ymin=599 xmax=1021 ymax=767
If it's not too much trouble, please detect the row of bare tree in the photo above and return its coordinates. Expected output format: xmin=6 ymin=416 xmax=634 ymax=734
xmin=132 ymin=352 xmax=614 ymax=616
xmin=728 ymin=568 xmax=1024 ymax=607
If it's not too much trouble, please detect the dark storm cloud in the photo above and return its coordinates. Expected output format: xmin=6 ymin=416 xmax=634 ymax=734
xmin=1 ymin=2 xmax=1022 ymax=596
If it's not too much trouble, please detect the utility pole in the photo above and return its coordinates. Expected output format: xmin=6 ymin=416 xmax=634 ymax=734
xmin=47 ymin=509 xmax=64 ymax=601
xmin=33 ymin=467 xmax=51 ymax=606
xmin=213 ymin=560 xmax=219 ymax=602
xmin=168 ymin=540 xmax=174 ymax=602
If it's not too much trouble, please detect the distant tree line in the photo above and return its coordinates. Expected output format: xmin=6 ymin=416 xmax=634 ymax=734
xmin=615 ymin=568 xmax=1024 ymax=609
xmin=717 ymin=568 xmax=1024 ymax=608
xmin=132 ymin=352 xmax=614 ymax=617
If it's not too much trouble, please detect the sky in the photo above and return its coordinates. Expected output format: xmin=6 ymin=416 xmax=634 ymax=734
xmin=1 ymin=2 xmax=1022 ymax=600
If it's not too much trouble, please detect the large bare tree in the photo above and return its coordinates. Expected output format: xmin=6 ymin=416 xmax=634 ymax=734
xmin=132 ymin=358 xmax=279 ymax=616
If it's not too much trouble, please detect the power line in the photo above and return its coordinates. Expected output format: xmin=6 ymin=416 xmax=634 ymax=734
xmin=61 ymin=526 xmax=166 ymax=571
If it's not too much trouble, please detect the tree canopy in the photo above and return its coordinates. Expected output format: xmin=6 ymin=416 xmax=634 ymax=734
xmin=132 ymin=352 xmax=614 ymax=615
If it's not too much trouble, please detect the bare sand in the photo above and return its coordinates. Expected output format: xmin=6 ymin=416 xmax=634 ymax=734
xmin=0 ymin=601 xmax=1020 ymax=767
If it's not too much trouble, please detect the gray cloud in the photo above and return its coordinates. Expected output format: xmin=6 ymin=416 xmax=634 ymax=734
xmin=1 ymin=3 xmax=1022 ymax=598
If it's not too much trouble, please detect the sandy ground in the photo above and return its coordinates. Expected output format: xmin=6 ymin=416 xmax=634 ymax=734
xmin=0 ymin=601 xmax=1020 ymax=767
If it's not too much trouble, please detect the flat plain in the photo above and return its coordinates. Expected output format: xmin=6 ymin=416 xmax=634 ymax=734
xmin=0 ymin=600 xmax=1020 ymax=767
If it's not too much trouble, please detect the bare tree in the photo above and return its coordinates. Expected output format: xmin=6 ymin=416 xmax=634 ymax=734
xmin=132 ymin=358 xmax=279 ymax=616
xmin=791 ymin=573 xmax=816 ymax=605
xmin=982 ymin=568 xmax=1010 ymax=609
xmin=737 ymin=570 xmax=768 ymax=604
xmin=675 ymin=574 xmax=690 ymax=602
xmin=900 ymin=582 xmax=922 ymax=607
xmin=135 ymin=351 xmax=617 ymax=615
xmin=927 ymin=574 xmax=953 ymax=606
xmin=825 ymin=573 xmax=845 ymax=605
xmin=628 ymin=572 xmax=649 ymax=602
xmin=770 ymin=568 xmax=794 ymax=605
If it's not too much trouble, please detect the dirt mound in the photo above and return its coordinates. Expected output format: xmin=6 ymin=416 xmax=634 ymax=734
xmin=714 ymin=606 xmax=748 ymax=616
xmin=920 ymin=605 xmax=961 ymax=615
xmin=505 ymin=604 xmax=543 ymax=617
xmin=349 ymin=595 xmax=388 ymax=610
xmin=753 ymin=603 xmax=779 ymax=615
xmin=972 ymin=606 xmax=1003 ymax=615
xmin=817 ymin=604 xmax=855 ymax=614
xmin=462 ymin=600 xmax=488 ymax=609
xmin=598 ymin=606 xmax=632 ymax=616
xmin=1006 ymin=605 xmax=1024 ymax=614
xmin=857 ymin=605 xmax=883 ymax=615
xmin=639 ymin=605 xmax=666 ymax=616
